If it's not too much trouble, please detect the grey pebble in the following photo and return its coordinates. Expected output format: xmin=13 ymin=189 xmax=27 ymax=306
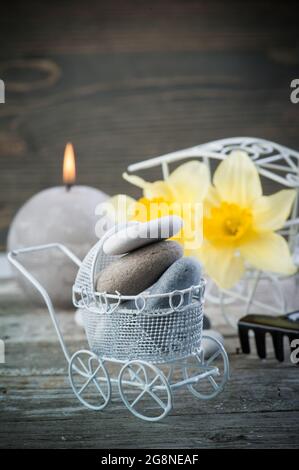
xmin=96 ymin=240 xmax=183 ymax=295
xmin=123 ymin=256 xmax=211 ymax=328
xmin=124 ymin=257 xmax=201 ymax=309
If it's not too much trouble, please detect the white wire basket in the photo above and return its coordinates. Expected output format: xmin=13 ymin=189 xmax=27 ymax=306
xmin=73 ymin=228 xmax=205 ymax=363
xmin=77 ymin=295 xmax=204 ymax=363
xmin=8 ymin=226 xmax=229 ymax=422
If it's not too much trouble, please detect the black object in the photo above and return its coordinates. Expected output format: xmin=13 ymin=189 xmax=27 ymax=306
xmin=203 ymin=314 xmax=211 ymax=330
xmin=238 ymin=311 xmax=299 ymax=362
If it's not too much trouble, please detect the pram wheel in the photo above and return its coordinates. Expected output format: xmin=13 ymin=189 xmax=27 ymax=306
xmin=118 ymin=360 xmax=172 ymax=422
xmin=69 ymin=350 xmax=111 ymax=411
xmin=183 ymin=335 xmax=229 ymax=400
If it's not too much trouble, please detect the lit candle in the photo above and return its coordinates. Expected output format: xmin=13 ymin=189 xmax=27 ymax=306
xmin=7 ymin=143 xmax=109 ymax=308
xmin=63 ymin=142 xmax=76 ymax=190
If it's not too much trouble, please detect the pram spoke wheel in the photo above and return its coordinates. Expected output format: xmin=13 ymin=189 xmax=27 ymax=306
xmin=69 ymin=350 xmax=111 ymax=411
xmin=183 ymin=335 xmax=229 ymax=400
xmin=118 ymin=360 xmax=172 ymax=422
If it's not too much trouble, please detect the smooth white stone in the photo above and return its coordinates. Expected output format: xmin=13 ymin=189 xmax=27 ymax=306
xmin=103 ymin=215 xmax=183 ymax=255
xmin=7 ymin=186 xmax=110 ymax=308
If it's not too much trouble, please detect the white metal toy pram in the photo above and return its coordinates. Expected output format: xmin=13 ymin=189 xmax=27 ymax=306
xmin=8 ymin=225 xmax=229 ymax=422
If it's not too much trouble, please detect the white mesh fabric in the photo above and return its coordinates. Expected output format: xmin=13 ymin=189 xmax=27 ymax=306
xmin=82 ymin=301 xmax=203 ymax=363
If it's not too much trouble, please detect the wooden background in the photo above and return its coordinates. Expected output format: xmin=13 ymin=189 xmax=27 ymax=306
xmin=0 ymin=0 xmax=299 ymax=250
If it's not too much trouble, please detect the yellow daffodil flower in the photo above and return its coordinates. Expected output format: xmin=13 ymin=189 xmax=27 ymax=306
xmin=105 ymin=150 xmax=296 ymax=290
xmin=199 ymin=150 xmax=297 ymax=288
xmin=107 ymin=160 xmax=210 ymax=251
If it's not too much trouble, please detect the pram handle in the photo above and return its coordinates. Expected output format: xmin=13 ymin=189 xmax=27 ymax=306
xmin=7 ymin=244 xmax=82 ymax=363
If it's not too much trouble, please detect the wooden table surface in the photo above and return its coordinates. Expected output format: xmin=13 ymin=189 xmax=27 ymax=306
xmin=1 ymin=278 xmax=299 ymax=449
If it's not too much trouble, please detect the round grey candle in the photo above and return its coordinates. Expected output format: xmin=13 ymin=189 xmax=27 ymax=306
xmin=7 ymin=143 xmax=109 ymax=308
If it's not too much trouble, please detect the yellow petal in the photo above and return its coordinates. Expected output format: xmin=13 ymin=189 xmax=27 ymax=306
xmin=252 ymin=189 xmax=296 ymax=232
xmin=239 ymin=232 xmax=297 ymax=275
xmin=143 ymin=181 xmax=174 ymax=200
xmin=204 ymin=186 xmax=221 ymax=215
xmin=168 ymin=160 xmax=210 ymax=204
xmin=123 ymin=172 xmax=173 ymax=200
xmin=122 ymin=172 xmax=149 ymax=190
xmin=213 ymin=150 xmax=262 ymax=206
xmin=104 ymin=194 xmax=136 ymax=223
xmin=197 ymin=242 xmax=245 ymax=289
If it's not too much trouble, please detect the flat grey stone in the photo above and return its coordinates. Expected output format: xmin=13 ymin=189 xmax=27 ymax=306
xmin=95 ymin=240 xmax=183 ymax=295
xmin=147 ymin=257 xmax=202 ymax=308
xmin=124 ymin=256 xmax=202 ymax=309
xmin=123 ymin=256 xmax=211 ymax=329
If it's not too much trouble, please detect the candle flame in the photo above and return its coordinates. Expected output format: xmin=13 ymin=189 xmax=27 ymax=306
xmin=63 ymin=142 xmax=76 ymax=186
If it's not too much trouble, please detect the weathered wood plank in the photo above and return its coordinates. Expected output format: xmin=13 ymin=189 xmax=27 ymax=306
xmin=1 ymin=277 xmax=299 ymax=449
xmin=1 ymin=366 xmax=299 ymax=449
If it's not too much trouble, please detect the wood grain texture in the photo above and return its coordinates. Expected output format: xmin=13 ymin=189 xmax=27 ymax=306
xmin=0 ymin=1 xmax=299 ymax=249
xmin=0 ymin=279 xmax=299 ymax=449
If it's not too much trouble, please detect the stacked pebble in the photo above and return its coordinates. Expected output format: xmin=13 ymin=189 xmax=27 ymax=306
xmin=96 ymin=216 xmax=211 ymax=330
xmin=96 ymin=239 xmax=183 ymax=296
xmin=92 ymin=217 xmax=224 ymax=358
